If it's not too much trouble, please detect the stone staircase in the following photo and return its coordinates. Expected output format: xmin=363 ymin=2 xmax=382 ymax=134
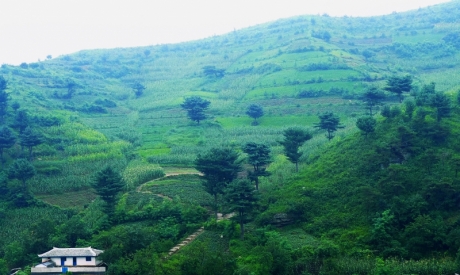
xmin=168 ymin=227 xmax=205 ymax=256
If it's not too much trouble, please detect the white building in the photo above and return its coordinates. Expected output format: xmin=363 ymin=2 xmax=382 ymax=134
xmin=31 ymin=247 xmax=106 ymax=275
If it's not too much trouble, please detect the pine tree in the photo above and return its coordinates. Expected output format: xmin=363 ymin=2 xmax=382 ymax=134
xmin=0 ymin=76 xmax=9 ymax=123
xmin=314 ymin=112 xmax=344 ymax=141
xmin=19 ymin=127 xmax=43 ymax=161
xmin=356 ymin=116 xmax=377 ymax=137
xmin=242 ymin=142 xmax=271 ymax=190
xmin=12 ymin=110 xmax=29 ymax=133
xmin=92 ymin=166 xmax=125 ymax=218
xmin=384 ymin=75 xmax=412 ymax=103
xmin=279 ymin=128 xmax=312 ymax=172
xmin=0 ymin=126 xmax=16 ymax=168
xmin=8 ymin=158 xmax=36 ymax=189
xmin=362 ymin=87 xmax=385 ymax=116
xmin=195 ymin=147 xmax=241 ymax=219
xmin=225 ymin=179 xmax=258 ymax=239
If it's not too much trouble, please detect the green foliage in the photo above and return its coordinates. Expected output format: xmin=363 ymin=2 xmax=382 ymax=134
xmin=181 ymin=96 xmax=211 ymax=124
xmin=279 ymin=127 xmax=312 ymax=172
xmin=202 ymin=65 xmax=225 ymax=78
xmin=19 ymin=127 xmax=43 ymax=160
xmin=195 ymin=147 xmax=241 ymax=218
xmin=362 ymin=86 xmax=385 ymax=116
xmin=122 ymin=161 xmax=164 ymax=190
xmin=384 ymin=75 xmax=413 ymax=103
xmin=245 ymin=103 xmax=264 ymax=125
xmin=356 ymin=116 xmax=377 ymax=137
xmin=8 ymin=158 xmax=36 ymax=189
xmin=0 ymin=76 xmax=8 ymax=122
xmin=225 ymin=179 xmax=259 ymax=239
xmin=132 ymin=82 xmax=145 ymax=98
xmin=2 ymin=3 xmax=460 ymax=272
xmin=429 ymin=92 xmax=451 ymax=122
xmin=12 ymin=110 xmax=29 ymax=134
xmin=92 ymin=166 xmax=125 ymax=218
xmin=242 ymin=142 xmax=272 ymax=190
xmin=0 ymin=126 xmax=16 ymax=167
xmin=314 ymin=112 xmax=344 ymax=141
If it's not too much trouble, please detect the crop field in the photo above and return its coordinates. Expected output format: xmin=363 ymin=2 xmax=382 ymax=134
xmin=0 ymin=207 xmax=70 ymax=248
xmin=36 ymin=188 xmax=97 ymax=208
xmin=142 ymin=174 xmax=213 ymax=206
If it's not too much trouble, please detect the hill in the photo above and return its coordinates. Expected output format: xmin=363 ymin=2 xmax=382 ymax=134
xmin=1 ymin=1 xmax=460 ymax=274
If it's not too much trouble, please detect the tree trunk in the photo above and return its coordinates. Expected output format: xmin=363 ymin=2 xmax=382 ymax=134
xmin=239 ymin=213 xmax=245 ymax=240
xmin=214 ymin=194 xmax=218 ymax=220
xmin=255 ymin=177 xmax=259 ymax=190
xmin=28 ymin=146 xmax=33 ymax=161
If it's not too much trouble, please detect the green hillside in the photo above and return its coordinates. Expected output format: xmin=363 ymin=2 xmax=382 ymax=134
xmin=1 ymin=1 xmax=460 ymax=274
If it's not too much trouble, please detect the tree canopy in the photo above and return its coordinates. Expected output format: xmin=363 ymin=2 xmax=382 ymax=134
xmin=362 ymin=87 xmax=385 ymax=116
xmin=224 ymin=179 xmax=258 ymax=239
xmin=314 ymin=112 xmax=344 ymax=141
xmin=245 ymin=104 xmax=264 ymax=125
xmin=0 ymin=126 xmax=16 ymax=167
xmin=202 ymin=66 xmax=225 ymax=78
xmin=132 ymin=82 xmax=145 ymax=98
xmin=279 ymin=128 xmax=312 ymax=172
xmin=92 ymin=166 xmax=125 ymax=218
xmin=356 ymin=116 xmax=377 ymax=137
xmin=384 ymin=75 xmax=413 ymax=103
xmin=181 ymin=96 xmax=211 ymax=124
xmin=195 ymin=147 xmax=241 ymax=218
xmin=0 ymin=76 xmax=8 ymax=122
xmin=19 ymin=127 xmax=43 ymax=161
xmin=242 ymin=142 xmax=272 ymax=190
xmin=8 ymin=158 xmax=36 ymax=189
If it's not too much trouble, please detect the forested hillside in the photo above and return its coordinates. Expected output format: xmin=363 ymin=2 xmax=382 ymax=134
xmin=1 ymin=1 xmax=460 ymax=274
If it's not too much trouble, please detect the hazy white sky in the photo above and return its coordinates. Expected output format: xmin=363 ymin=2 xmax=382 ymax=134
xmin=0 ymin=0 xmax=451 ymax=65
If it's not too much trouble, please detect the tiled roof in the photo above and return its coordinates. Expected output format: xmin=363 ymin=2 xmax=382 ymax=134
xmin=38 ymin=247 xmax=103 ymax=258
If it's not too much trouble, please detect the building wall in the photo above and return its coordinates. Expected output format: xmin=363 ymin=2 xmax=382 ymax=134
xmin=50 ymin=256 xmax=96 ymax=266
xmin=31 ymin=266 xmax=106 ymax=274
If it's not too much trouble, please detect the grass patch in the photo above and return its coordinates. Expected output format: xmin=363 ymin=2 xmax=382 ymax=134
xmin=216 ymin=115 xmax=319 ymax=128
xmin=143 ymin=174 xmax=212 ymax=206
xmin=36 ymin=188 xmax=97 ymax=208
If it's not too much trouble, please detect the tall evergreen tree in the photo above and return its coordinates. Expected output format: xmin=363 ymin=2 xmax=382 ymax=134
xmin=92 ymin=166 xmax=125 ymax=218
xmin=314 ymin=112 xmax=344 ymax=141
xmin=279 ymin=128 xmax=312 ymax=172
xmin=19 ymin=127 xmax=43 ymax=161
xmin=224 ymin=179 xmax=258 ymax=239
xmin=181 ymin=96 xmax=211 ymax=124
xmin=429 ymin=92 xmax=451 ymax=122
xmin=12 ymin=110 xmax=29 ymax=133
xmin=0 ymin=126 xmax=16 ymax=168
xmin=384 ymin=75 xmax=413 ymax=103
xmin=356 ymin=116 xmax=377 ymax=137
xmin=0 ymin=76 xmax=9 ymax=122
xmin=362 ymin=87 xmax=385 ymax=116
xmin=8 ymin=158 xmax=36 ymax=189
xmin=242 ymin=142 xmax=272 ymax=190
xmin=195 ymin=147 xmax=241 ymax=219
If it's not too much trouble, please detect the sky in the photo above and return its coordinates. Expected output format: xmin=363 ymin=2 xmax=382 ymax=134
xmin=0 ymin=0 xmax=452 ymax=65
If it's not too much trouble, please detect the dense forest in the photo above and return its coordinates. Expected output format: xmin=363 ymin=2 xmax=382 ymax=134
xmin=1 ymin=1 xmax=460 ymax=274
